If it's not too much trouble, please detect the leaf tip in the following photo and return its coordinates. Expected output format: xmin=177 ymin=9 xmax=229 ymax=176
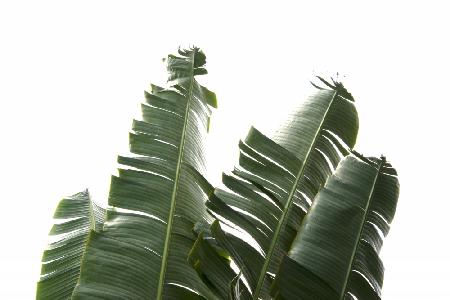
xmin=312 ymin=75 xmax=355 ymax=102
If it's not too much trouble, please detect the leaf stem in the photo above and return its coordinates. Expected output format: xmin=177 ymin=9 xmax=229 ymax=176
xmin=156 ymin=49 xmax=197 ymax=300
xmin=339 ymin=157 xmax=384 ymax=300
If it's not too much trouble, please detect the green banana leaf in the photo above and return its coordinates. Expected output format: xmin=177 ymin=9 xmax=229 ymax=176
xmin=272 ymin=155 xmax=399 ymax=300
xmin=36 ymin=190 xmax=105 ymax=299
xmin=69 ymin=47 xmax=218 ymax=299
xmin=189 ymin=78 xmax=359 ymax=299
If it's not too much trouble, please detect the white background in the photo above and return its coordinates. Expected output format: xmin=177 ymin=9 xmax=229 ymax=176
xmin=1 ymin=1 xmax=449 ymax=299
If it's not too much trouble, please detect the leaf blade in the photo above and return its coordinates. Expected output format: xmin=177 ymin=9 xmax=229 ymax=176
xmin=191 ymin=78 xmax=359 ymax=299
xmin=36 ymin=190 xmax=104 ymax=300
xmin=272 ymin=155 xmax=399 ymax=300
xmin=71 ymin=47 xmax=218 ymax=299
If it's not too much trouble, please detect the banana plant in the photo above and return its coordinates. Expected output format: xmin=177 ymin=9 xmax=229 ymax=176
xmin=189 ymin=78 xmax=359 ymax=299
xmin=36 ymin=47 xmax=400 ymax=300
xmin=272 ymin=154 xmax=399 ymax=300
xmin=36 ymin=190 xmax=105 ymax=299
xmin=37 ymin=47 xmax=219 ymax=299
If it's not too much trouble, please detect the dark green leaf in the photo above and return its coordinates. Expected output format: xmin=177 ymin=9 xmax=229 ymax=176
xmin=71 ymin=47 xmax=218 ymax=300
xmin=191 ymin=78 xmax=359 ymax=299
xmin=272 ymin=155 xmax=399 ymax=300
xmin=36 ymin=190 xmax=105 ymax=300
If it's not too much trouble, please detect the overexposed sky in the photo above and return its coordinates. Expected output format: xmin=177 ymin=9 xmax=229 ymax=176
xmin=1 ymin=1 xmax=449 ymax=299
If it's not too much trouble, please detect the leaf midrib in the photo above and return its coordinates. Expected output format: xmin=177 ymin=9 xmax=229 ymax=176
xmin=339 ymin=158 xmax=384 ymax=300
xmin=86 ymin=191 xmax=96 ymax=231
xmin=252 ymin=90 xmax=339 ymax=299
xmin=156 ymin=49 xmax=197 ymax=300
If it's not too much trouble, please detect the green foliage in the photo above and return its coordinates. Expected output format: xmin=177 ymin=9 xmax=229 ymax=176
xmin=190 ymin=78 xmax=359 ymax=299
xmin=36 ymin=190 xmax=104 ymax=299
xmin=272 ymin=155 xmax=399 ymax=300
xmin=37 ymin=48 xmax=399 ymax=300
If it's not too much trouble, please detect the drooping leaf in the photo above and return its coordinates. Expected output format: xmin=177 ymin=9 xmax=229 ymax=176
xmin=190 ymin=78 xmax=359 ymax=299
xmin=36 ymin=190 xmax=105 ymax=300
xmin=71 ymin=47 xmax=218 ymax=299
xmin=272 ymin=155 xmax=399 ymax=300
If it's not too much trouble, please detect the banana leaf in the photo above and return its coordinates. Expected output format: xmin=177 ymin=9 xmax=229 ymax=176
xmin=272 ymin=155 xmax=399 ymax=300
xmin=70 ymin=47 xmax=218 ymax=299
xmin=190 ymin=78 xmax=359 ymax=299
xmin=36 ymin=190 xmax=105 ymax=299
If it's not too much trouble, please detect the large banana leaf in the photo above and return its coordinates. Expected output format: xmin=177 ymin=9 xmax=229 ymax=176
xmin=189 ymin=79 xmax=359 ymax=299
xmin=70 ymin=47 xmax=218 ymax=299
xmin=36 ymin=190 xmax=105 ymax=299
xmin=272 ymin=155 xmax=399 ymax=300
